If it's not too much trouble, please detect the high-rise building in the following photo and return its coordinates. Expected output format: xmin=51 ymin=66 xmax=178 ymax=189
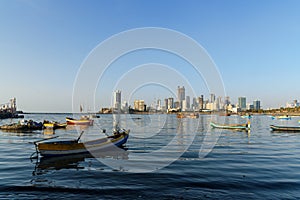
xmin=156 ymin=99 xmax=161 ymax=111
xmin=210 ymin=93 xmax=216 ymax=103
xmin=253 ymin=100 xmax=261 ymax=111
xmin=113 ymin=90 xmax=121 ymax=110
xmin=174 ymin=101 xmax=180 ymax=109
xmin=238 ymin=97 xmax=246 ymax=111
xmin=122 ymin=101 xmax=129 ymax=113
xmin=198 ymin=95 xmax=204 ymax=110
xmin=164 ymin=98 xmax=168 ymax=111
xmin=182 ymin=100 xmax=187 ymax=111
xmin=177 ymin=86 xmax=185 ymax=108
xmin=185 ymin=96 xmax=190 ymax=109
xmin=224 ymin=96 xmax=230 ymax=106
xmin=168 ymin=97 xmax=174 ymax=109
xmin=134 ymin=100 xmax=145 ymax=111
xmin=192 ymin=97 xmax=198 ymax=110
xmin=216 ymin=96 xmax=223 ymax=110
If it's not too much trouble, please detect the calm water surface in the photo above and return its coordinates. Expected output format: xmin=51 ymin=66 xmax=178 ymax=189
xmin=0 ymin=114 xmax=300 ymax=199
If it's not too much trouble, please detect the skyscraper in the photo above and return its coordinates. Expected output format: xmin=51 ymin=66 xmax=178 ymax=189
xmin=225 ymin=96 xmax=230 ymax=106
xmin=198 ymin=95 xmax=204 ymax=110
xmin=164 ymin=98 xmax=168 ymax=111
xmin=168 ymin=97 xmax=174 ymax=109
xmin=177 ymin=86 xmax=185 ymax=108
xmin=157 ymin=99 xmax=161 ymax=111
xmin=185 ymin=96 xmax=190 ymax=109
xmin=253 ymin=100 xmax=261 ymax=111
xmin=192 ymin=97 xmax=198 ymax=110
xmin=113 ymin=90 xmax=121 ymax=110
xmin=238 ymin=97 xmax=246 ymax=111
xmin=210 ymin=93 xmax=216 ymax=103
xmin=134 ymin=100 xmax=145 ymax=111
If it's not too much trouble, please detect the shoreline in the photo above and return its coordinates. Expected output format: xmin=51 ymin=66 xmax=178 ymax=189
xmin=16 ymin=111 xmax=300 ymax=116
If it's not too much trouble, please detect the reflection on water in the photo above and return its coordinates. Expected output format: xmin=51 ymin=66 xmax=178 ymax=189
xmin=33 ymin=149 xmax=129 ymax=175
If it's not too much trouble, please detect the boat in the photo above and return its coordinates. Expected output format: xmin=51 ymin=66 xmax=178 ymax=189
xmin=43 ymin=121 xmax=67 ymax=129
xmin=0 ymin=119 xmax=43 ymax=131
xmin=241 ymin=115 xmax=252 ymax=119
xmin=188 ymin=113 xmax=199 ymax=118
xmin=177 ymin=113 xmax=185 ymax=118
xmin=210 ymin=121 xmax=250 ymax=130
xmin=177 ymin=113 xmax=199 ymax=119
xmin=271 ymin=115 xmax=291 ymax=120
xmin=66 ymin=116 xmax=94 ymax=126
xmin=219 ymin=112 xmax=231 ymax=116
xmin=90 ymin=114 xmax=100 ymax=118
xmin=270 ymin=125 xmax=300 ymax=132
xmin=33 ymin=129 xmax=130 ymax=157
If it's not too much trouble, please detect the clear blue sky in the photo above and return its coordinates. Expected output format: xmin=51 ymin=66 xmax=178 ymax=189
xmin=1 ymin=0 xmax=300 ymax=112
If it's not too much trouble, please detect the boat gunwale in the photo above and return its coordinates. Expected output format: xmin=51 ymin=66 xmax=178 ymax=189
xmin=270 ymin=124 xmax=300 ymax=132
xmin=37 ymin=130 xmax=129 ymax=153
xmin=210 ymin=122 xmax=249 ymax=130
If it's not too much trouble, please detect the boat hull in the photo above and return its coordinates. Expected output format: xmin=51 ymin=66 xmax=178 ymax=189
xmin=44 ymin=122 xmax=67 ymax=129
xmin=37 ymin=130 xmax=129 ymax=157
xmin=270 ymin=125 xmax=300 ymax=132
xmin=272 ymin=116 xmax=291 ymax=120
xmin=210 ymin=122 xmax=249 ymax=130
xmin=66 ymin=117 xmax=94 ymax=126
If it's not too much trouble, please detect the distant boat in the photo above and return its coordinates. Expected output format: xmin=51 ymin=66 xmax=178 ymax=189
xmin=241 ymin=115 xmax=252 ymax=119
xmin=66 ymin=117 xmax=94 ymax=126
xmin=33 ymin=129 xmax=130 ymax=157
xmin=271 ymin=115 xmax=291 ymax=120
xmin=43 ymin=121 xmax=67 ymax=129
xmin=270 ymin=124 xmax=300 ymax=132
xmin=210 ymin=121 xmax=250 ymax=130
xmin=219 ymin=112 xmax=231 ymax=116
xmin=177 ymin=113 xmax=199 ymax=119
xmin=0 ymin=119 xmax=43 ymax=131
xmin=90 ymin=114 xmax=100 ymax=118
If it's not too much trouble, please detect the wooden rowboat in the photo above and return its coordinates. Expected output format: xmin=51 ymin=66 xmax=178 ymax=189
xmin=33 ymin=129 xmax=129 ymax=157
xmin=270 ymin=125 xmax=300 ymax=132
xmin=210 ymin=122 xmax=250 ymax=130
xmin=66 ymin=117 xmax=94 ymax=126
xmin=44 ymin=121 xmax=67 ymax=129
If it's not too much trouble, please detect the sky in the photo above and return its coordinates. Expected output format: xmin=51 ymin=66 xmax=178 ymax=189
xmin=0 ymin=0 xmax=300 ymax=112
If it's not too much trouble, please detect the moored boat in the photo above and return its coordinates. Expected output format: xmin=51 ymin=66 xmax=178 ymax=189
xmin=43 ymin=121 xmax=67 ymax=129
xmin=177 ymin=113 xmax=199 ymax=119
xmin=66 ymin=117 xmax=94 ymax=126
xmin=0 ymin=119 xmax=43 ymax=131
xmin=241 ymin=115 xmax=252 ymax=119
xmin=177 ymin=113 xmax=185 ymax=118
xmin=270 ymin=125 xmax=300 ymax=132
xmin=210 ymin=121 xmax=250 ymax=130
xmin=33 ymin=129 xmax=129 ymax=157
xmin=219 ymin=112 xmax=231 ymax=116
xmin=271 ymin=115 xmax=291 ymax=120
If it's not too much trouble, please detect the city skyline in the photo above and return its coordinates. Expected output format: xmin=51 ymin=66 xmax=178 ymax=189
xmin=1 ymin=1 xmax=300 ymax=112
xmin=111 ymin=88 xmax=264 ymax=113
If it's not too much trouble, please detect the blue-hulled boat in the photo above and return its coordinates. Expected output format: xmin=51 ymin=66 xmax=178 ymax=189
xmin=33 ymin=129 xmax=129 ymax=157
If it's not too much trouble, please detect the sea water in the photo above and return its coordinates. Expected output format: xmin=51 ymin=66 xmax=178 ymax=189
xmin=0 ymin=114 xmax=300 ymax=199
